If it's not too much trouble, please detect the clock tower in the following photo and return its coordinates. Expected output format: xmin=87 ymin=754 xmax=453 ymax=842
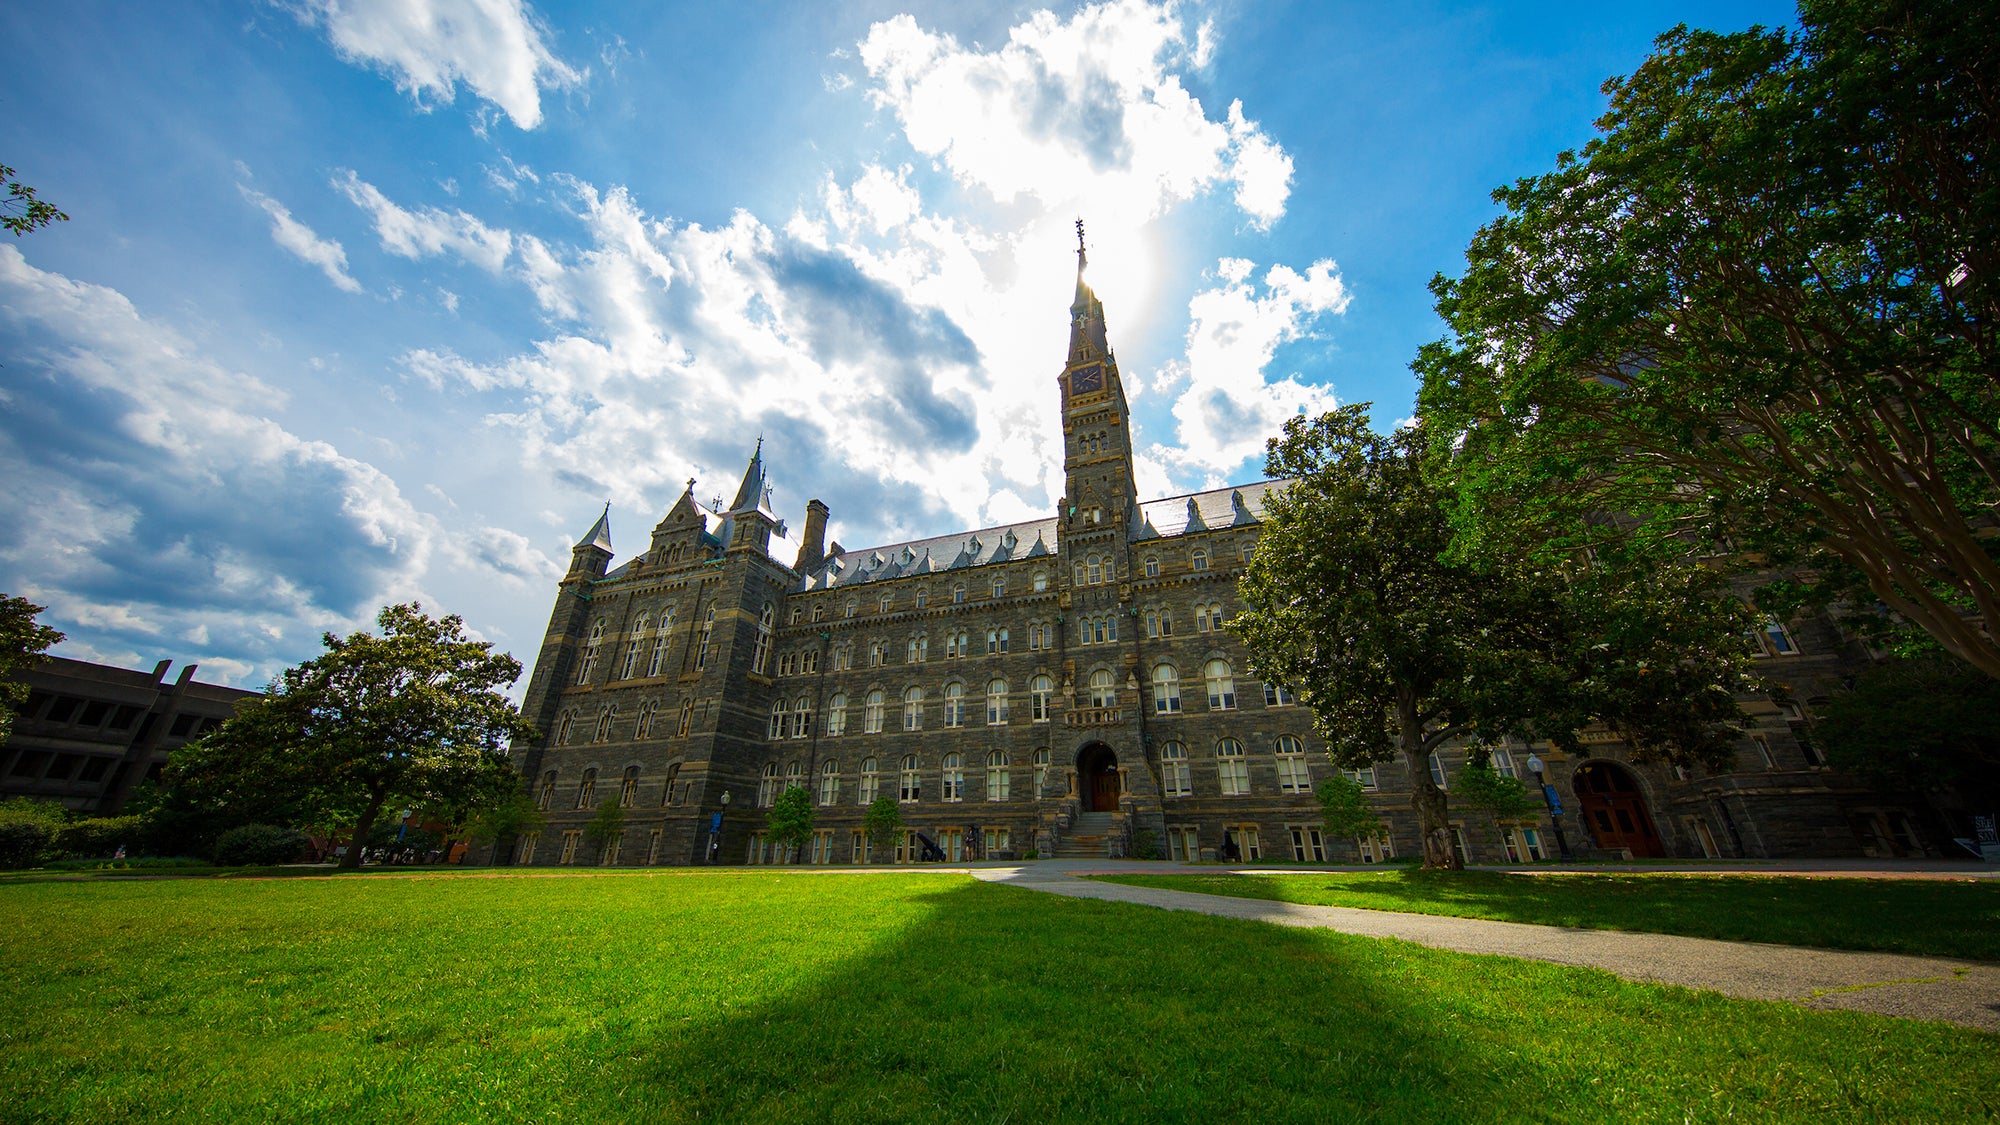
xmin=1058 ymin=223 xmax=1139 ymax=552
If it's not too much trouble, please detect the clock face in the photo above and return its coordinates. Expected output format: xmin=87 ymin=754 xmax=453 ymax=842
xmin=1071 ymin=364 xmax=1104 ymax=394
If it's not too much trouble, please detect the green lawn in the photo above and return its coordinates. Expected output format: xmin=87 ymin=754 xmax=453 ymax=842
xmin=1091 ymin=870 xmax=2000 ymax=961
xmin=2 ymin=871 xmax=1995 ymax=1124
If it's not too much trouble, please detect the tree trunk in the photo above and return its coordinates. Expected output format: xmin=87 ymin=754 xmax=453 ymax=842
xmin=339 ymin=789 xmax=391 ymax=871
xmin=1398 ymin=691 xmax=1460 ymax=870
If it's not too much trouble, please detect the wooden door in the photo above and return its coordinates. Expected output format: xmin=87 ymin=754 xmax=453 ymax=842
xmin=1090 ymin=766 xmax=1120 ymax=811
xmin=1575 ymin=763 xmax=1665 ymax=857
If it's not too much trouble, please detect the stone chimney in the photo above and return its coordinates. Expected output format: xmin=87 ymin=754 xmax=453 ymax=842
xmin=794 ymin=499 xmax=829 ymax=573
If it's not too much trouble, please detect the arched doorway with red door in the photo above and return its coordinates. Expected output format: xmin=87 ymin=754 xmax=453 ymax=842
xmin=1573 ymin=760 xmax=1665 ymax=857
xmin=1076 ymin=743 xmax=1121 ymax=811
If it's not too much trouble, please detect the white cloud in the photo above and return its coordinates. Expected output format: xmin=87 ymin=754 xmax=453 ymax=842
xmin=0 ymin=245 xmax=435 ymax=684
xmin=858 ymin=0 xmax=1290 ymax=226
xmin=1157 ymin=256 xmax=1351 ymax=478
xmin=239 ymin=185 xmax=363 ymax=293
xmin=335 ymin=170 xmax=514 ymax=272
xmin=291 ymin=0 xmax=582 ymax=130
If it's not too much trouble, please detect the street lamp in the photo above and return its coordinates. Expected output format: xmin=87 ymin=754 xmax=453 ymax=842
xmin=1525 ymin=754 xmax=1573 ymax=861
xmin=708 ymin=790 xmax=731 ymax=865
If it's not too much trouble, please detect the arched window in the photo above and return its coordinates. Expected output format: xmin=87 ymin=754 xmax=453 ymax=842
xmin=899 ymin=754 xmax=921 ymax=802
xmin=991 ymin=578 xmax=1005 ymax=599
xmin=941 ymin=753 xmax=964 ymax=802
xmin=859 ymin=757 xmax=880 ymax=804
xmin=908 ymin=634 xmax=928 ymax=662
xmin=555 ymin=711 xmax=576 ymax=746
xmin=576 ymin=768 xmax=599 ymax=809
xmin=987 ymin=679 xmax=1009 ymax=725
xmin=576 ymin=619 xmax=605 ymax=684
xmin=619 ymin=765 xmax=639 ymax=808
xmin=902 ymin=686 xmax=925 ymax=731
xmin=1144 ymin=556 xmax=1160 ymax=578
xmin=946 ymin=629 xmax=969 ymax=658
xmin=1030 ymin=675 xmax=1054 ymax=722
xmin=695 ymin=608 xmax=714 ymax=669
xmin=769 ymin=700 xmax=787 ymax=740
xmin=758 ymin=763 xmax=781 ymax=807
xmin=662 ymin=762 xmax=681 ymax=806
xmin=818 ymin=759 xmax=840 ymax=806
xmin=914 ymin=588 xmax=928 ymax=609
xmin=985 ymin=750 xmax=1010 ymax=800
xmin=1217 ymin=739 xmax=1249 ymax=795
xmin=844 ymin=598 xmax=858 ymax=619
xmin=879 ymin=593 xmax=894 ymax=614
xmin=676 ymin=699 xmax=695 ymax=737
xmin=1191 ymin=547 xmax=1209 ymax=571
xmin=952 ymin=584 xmax=966 ymax=604
xmin=869 ymin=641 xmax=886 ymax=667
xmin=1276 ymin=735 xmax=1310 ymax=793
xmin=1033 ymin=748 xmax=1050 ymax=794
xmin=1206 ymin=660 xmax=1236 ymax=710
xmin=1089 ymin=668 xmax=1117 ymax=708
xmin=594 ymin=705 xmax=617 ymax=742
xmin=621 ymin=614 xmax=649 ymax=680
xmin=790 ymin=696 xmax=813 ymax=739
xmin=826 ymin=692 xmax=848 ymax=736
xmin=942 ymin=682 xmax=966 ymax=727
xmin=1153 ymin=664 xmax=1181 ymax=714
xmin=1086 ymin=555 xmax=1102 ymax=584
xmin=1160 ymin=742 xmax=1191 ymax=797
xmin=648 ymin=608 xmax=674 ymax=676
xmin=751 ymin=603 xmax=774 ymax=675
xmin=864 ymin=689 xmax=885 ymax=734
xmin=1033 ymin=571 xmax=1048 ymax=592
xmin=785 ymin=761 xmax=804 ymax=794
xmin=987 ymin=627 xmax=1009 ymax=653
xmin=537 ymin=770 xmax=558 ymax=810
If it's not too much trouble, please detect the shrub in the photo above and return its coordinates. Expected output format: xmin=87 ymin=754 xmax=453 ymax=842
xmin=0 ymin=821 xmax=54 ymax=869
xmin=1130 ymin=829 xmax=1160 ymax=860
xmin=213 ymin=824 xmax=309 ymax=866
xmin=57 ymin=815 xmax=150 ymax=858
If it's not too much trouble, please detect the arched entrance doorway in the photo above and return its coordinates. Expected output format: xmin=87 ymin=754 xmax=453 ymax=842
xmin=1573 ymin=760 xmax=1664 ymax=857
xmin=1077 ymin=744 xmax=1120 ymax=811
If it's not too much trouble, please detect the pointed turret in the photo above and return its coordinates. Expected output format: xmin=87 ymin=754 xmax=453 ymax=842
xmin=569 ymin=503 xmax=614 ymax=579
xmin=576 ymin=503 xmax=614 ymax=552
xmin=727 ymin=437 xmax=778 ymax=520
xmin=719 ymin=440 xmax=780 ymax=555
xmin=1067 ymin=221 xmax=1110 ymax=364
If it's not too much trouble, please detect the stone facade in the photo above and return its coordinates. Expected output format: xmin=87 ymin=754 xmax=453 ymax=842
xmin=499 ymin=248 xmax=1936 ymax=868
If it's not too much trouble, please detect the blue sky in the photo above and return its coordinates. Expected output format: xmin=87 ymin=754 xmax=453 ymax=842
xmin=0 ymin=0 xmax=1798 ymax=688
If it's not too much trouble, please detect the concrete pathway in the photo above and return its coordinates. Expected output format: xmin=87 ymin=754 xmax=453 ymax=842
xmin=969 ymin=863 xmax=2000 ymax=1032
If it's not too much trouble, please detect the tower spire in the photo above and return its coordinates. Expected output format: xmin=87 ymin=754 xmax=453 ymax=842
xmin=575 ymin=502 xmax=613 ymax=552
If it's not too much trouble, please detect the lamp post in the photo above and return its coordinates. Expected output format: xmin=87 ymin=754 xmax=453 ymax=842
xmin=1525 ymin=754 xmax=1573 ymax=861
xmin=707 ymin=790 xmax=730 ymax=865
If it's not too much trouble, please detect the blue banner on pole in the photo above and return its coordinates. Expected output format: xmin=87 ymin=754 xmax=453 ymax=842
xmin=1542 ymin=785 xmax=1563 ymax=816
xmin=710 ymin=812 xmax=723 ymax=832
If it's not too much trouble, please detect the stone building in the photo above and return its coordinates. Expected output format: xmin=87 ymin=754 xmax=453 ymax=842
xmin=2 ymin=656 xmax=258 ymax=814
xmin=501 ymin=245 xmax=1936 ymax=867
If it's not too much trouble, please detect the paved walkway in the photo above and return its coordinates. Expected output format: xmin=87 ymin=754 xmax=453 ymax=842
xmin=969 ymin=862 xmax=2000 ymax=1032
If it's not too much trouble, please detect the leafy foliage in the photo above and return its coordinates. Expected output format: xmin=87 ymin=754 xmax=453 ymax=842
xmin=765 ymin=785 xmax=815 ymax=863
xmin=162 ymin=604 xmax=534 ymax=869
xmin=0 ymin=594 xmax=65 ymax=744
xmin=1451 ymin=749 xmax=1539 ymax=819
xmin=1315 ymin=776 xmax=1385 ymax=842
xmin=1415 ymin=0 xmax=2000 ymax=677
xmin=0 ymin=164 xmax=68 ymax=237
xmin=0 ymin=798 xmax=67 ymax=869
xmin=582 ymin=799 xmax=625 ymax=860
xmin=212 ymin=824 xmax=310 ymax=866
xmin=863 ymin=796 xmax=902 ymax=860
xmin=56 ymin=816 xmax=151 ymax=859
xmin=1814 ymin=653 xmax=2000 ymax=804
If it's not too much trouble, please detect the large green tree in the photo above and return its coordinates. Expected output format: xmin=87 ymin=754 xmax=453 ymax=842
xmin=1415 ymin=0 xmax=2000 ymax=677
xmin=165 ymin=604 xmax=534 ymax=870
xmin=1814 ymin=653 xmax=2000 ymax=806
xmin=0 ymin=595 xmax=65 ymax=744
xmin=766 ymin=784 xmax=815 ymax=864
xmin=1233 ymin=407 xmax=1758 ymax=868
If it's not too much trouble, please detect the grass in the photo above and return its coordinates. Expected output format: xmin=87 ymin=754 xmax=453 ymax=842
xmin=1 ymin=871 xmax=1994 ymax=1124
xmin=1090 ymin=870 xmax=2000 ymax=961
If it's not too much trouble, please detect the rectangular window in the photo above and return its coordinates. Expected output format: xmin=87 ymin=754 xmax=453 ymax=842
xmin=811 ymin=829 xmax=835 ymax=864
xmin=1168 ymin=826 xmax=1201 ymax=862
xmin=1342 ymin=766 xmax=1377 ymax=790
xmin=851 ymin=829 xmax=870 ymax=865
xmin=560 ymin=831 xmax=582 ymax=865
xmin=647 ymin=829 xmax=663 ymax=865
xmin=517 ymin=832 xmax=540 ymax=865
xmin=982 ymin=828 xmax=1011 ymax=857
xmin=1226 ymin=825 xmax=1261 ymax=861
xmin=1277 ymin=755 xmax=1311 ymax=794
xmin=1288 ymin=825 xmax=1325 ymax=863
xmin=1357 ymin=834 xmax=1394 ymax=864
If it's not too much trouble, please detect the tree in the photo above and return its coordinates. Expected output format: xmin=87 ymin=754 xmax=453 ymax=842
xmin=1416 ymin=0 xmax=2000 ymax=678
xmin=1234 ymin=407 xmax=1758 ymax=868
xmin=1814 ymin=653 xmax=2000 ymax=806
xmin=163 ymin=603 xmax=534 ymax=871
xmin=1452 ymin=748 xmax=1539 ymax=821
xmin=1 ymin=164 xmax=68 ymax=237
xmin=0 ymin=595 xmax=65 ymax=744
xmin=766 ymin=784 xmax=815 ymax=864
xmin=863 ymin=796 xmax=902 ymax=863
xmin=582 ymin=798 xmax=625 ymax=863
xmin=1315 ymin=775 xmax=1385 ymax=843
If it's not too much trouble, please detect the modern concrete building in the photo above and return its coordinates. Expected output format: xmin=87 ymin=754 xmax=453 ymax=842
xmin=500 ymin=242 xmax=1936 ymax=867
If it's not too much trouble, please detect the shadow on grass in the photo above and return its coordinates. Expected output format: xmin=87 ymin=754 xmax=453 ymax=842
xmin=3 ymin=872 xmax=1995 ymax=1124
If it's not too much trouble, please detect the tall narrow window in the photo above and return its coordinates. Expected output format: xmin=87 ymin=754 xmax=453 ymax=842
xmin=1089 ymin=668 xmax=1117 ymax=708
xmin=864 ymin=690 xmax=885 ymax=734
xmin=751 ymin=604 xmax=774 ymax=675
xmin=818 ymin=759 xmax=840 ymax=806
xmin=694 ymin=608 xmax=714 ymax=669
xmin=1033 ymin=571 xmax=1048 ymax=592
xmin=826 ymin=692 xmax=848 ymax=736
xmin=879 ymin=593 xmax=894 ymax=614
xmin=790 ymin=696 xmax=813 ymax=738
xmin=1031 ymin=675 xmax=1054 ymax=722
xmin=908 ymin=634 xmax=928 ymax=662
xmin=985 ymin=750 xmax=1009 ymax=800
xmin=1152 ymin=663 xmax=1181 ymax=714
xmin=537 ymin=770 xmax=558 ymax=810
xmin=1191 ymin=547 xmax=1209 ymax=571
xmin=785 ymin=761 xmax=804 ymax=796
xmin=1161 ymin=741 xmax=1191 ymax=797
xmin=662 ymin=762 xmax=681 ymax=806
xmin=943 ymin=682 xmax=966 ymax=727
xmin=1217 ymin=740 xmax=1249 ymax=796
xmin=1033 ymin=748 xmax=1050 ymax=794
xmin=1276 ymin=735 xmax=1311 ymax=793
xmin=1429 ymin=752 xmax=1448 ymax=789
xmin=899 ymin=754 xmax=921 ymax=801
xmin=758 ymin=763 xmax=780 ymax=807
xmin=845 ymin=599 xmax=858 ymax=619
xmin=1144 ymin=556 xmax=1160 ymax=578
xmin=860 ymin=758 xmax=880 ymax=804
xmin=555 ymin=711 xmax=576 ymax=746
xmin=621 ymin=614 xmax=649 ymax=679
xmin=594 ymin=705 xmax=616 ymax=742
xmin=1762 ymin=616 xmax=1799 ymax=655
xmin=1205 ymin=660 xmax=1236 ymax=710
xmin=953 ymin=584 xmax=967 ymax=604
xmin=576 ymin=768 xmax=599 ymax=809
xmin=902 ymin=686 xmax=925 ymax=731
xmin=576 ymin=620 xmax=605 ymax=684
xmin=914 ymin=588 xmax=928 ymax=609
xmin=987 ymin=679 xmax=1009 ymax=725
xmin=941 ymin=753 xmax=964 ymax=802
xmin=769 ymin=700 xmax=787 ymax=740
xmin=676 ymin=700 xmax=694 ymax=737
xmin=991 ymin=578 xmax=1005 ymax=599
